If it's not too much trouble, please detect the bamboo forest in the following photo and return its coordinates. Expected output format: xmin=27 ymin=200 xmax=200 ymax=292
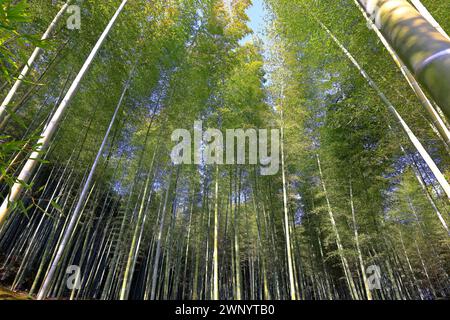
xmin=0 ymin=0 xmax=449 ymax=302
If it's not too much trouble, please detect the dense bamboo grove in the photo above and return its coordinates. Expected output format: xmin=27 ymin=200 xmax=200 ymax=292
xmin=0 ymin=0 xmax=449 ymax=300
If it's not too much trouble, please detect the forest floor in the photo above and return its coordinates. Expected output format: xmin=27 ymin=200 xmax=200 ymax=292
xmin=0 ymin=255 xmax=34 ymax=300
xmin=0 ymin=285 xmax=33 ymax=300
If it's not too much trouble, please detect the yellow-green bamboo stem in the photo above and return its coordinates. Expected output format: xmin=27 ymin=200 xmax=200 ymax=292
xmin=358 ymin=0 xmax=450 ymax=121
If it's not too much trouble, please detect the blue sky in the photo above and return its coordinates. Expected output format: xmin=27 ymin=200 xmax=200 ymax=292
xmin=240 ymin=0 xmax=266 ymax=44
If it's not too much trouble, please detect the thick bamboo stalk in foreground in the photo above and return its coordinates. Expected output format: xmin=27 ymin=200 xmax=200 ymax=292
xmin=410 ymin=0 xmax=450 ymax=40
xmin=352 ymin=0 xmax=450 ymax=149
xmin=358 ymin=0 xmax=450 ymax=120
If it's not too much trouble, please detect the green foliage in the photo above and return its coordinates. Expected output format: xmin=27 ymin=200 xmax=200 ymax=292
xmin=0 ymin=0 xmax=449 ymax=300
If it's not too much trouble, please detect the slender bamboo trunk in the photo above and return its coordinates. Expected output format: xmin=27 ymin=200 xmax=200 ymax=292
xmin=399 ymin=231 xmax=424 ymax=299
xmin=119 ymin=151 xmax=156 ymax=300
xmin=280 ymin=107 xmax=297 ymax=300
xmin=414 ymin=239 xmax=436 ymax=298
xmin=411 ymin=160 xmax=450 ymax=235
xmin=150 ymin=172 xmax=174 ymax=300
xmin=349 ymin=182 xmax=372 ymax=300
xmin=0 ymin=40 xmax=69 ymax=131
xmin=212 ymin=165 xmax=220 ymax=300
xmin=181 ymin=191 xmax=195 ymax=299
xmin=317 ymin=19 xmax=450 ymax=199
xmin=317 ymin=233 xmax=333 ymax=299
xmin=0 ymin=0 xmax=128 ymax=227
xmin=234 ymin=168 xmax=242 ymax=300
xmin=0 ymin=2 xmax=70 ymax=121
xmin=36 ymin=59 xmax=132 ymax=300
xmin=317 ymin=155 xmax=359 ymax=300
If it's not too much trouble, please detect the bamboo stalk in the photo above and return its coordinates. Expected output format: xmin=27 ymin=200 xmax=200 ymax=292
xmin=0 ymin=0 xmax=128 ymax=228
xmin=357 ymin=0 xmax=450 ymax=120
xmin=0 ymin=2 xmax=70 ymax=121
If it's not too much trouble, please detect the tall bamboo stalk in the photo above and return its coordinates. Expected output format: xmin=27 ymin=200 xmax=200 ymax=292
xmin=280 ymin=107 xmax=297 ymax=300
xmin=410 ymin=0 xmax=450 ymax=40
xmin=36 ymin=57 xmax=133 ymax=300
xmin=317 ymin=155 xmax=359 ymax=300
xmin=0 ymin=0 xmax=128 ymax=228
xmin=352 ymin=0 xmax=450 ymax=148
xmin=119 ymin=151 xmax=156 ymax=300
xmin=0 ymin=2 xmax=70 ymax=121
xmin=357 ymin=0 xmax=450 ymax=120
xmin=317 ymin=18 xmax=450 ymax=199
xmin=349 ymin=182 xmax=372 ymax=300
xmin=212 ymin=165 xmax=220 ymax=300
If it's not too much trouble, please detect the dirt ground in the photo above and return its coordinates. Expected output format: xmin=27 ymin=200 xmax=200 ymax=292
xmin=0 ymin=286 xmax=33 ymax=300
